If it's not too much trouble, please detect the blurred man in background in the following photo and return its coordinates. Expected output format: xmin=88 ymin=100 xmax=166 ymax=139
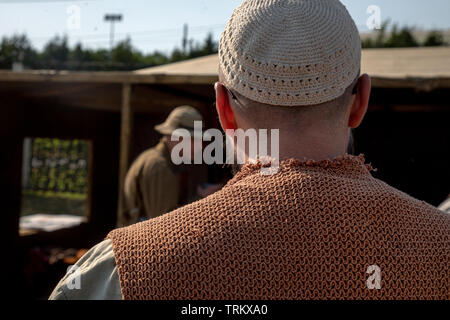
xmin=118 ymin=105 xmax=207 ymax=227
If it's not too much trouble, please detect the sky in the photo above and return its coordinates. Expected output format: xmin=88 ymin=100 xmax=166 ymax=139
xmin=0 ymin=0 xmax=450 ymax=54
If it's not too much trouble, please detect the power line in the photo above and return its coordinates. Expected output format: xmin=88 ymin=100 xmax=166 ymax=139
xmin=76 ymin=26 xmax=224 ymax=45
xmin=24 ymin=23 xmax=226 ymax=42
xmin=3 ymin=22 xmax=225 ymax=54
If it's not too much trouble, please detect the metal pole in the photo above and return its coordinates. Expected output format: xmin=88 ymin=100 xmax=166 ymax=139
xmin=110 ymin=21 xmax=115 ymax=52
xmin=104 ymin=14 xmax=123 ymax=56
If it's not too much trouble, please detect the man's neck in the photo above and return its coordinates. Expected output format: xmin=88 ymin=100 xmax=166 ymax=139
xmin=278 ymin=130 xmax=349 ymax=161
xmin=239 ymin=127 xmax=350 ymax=162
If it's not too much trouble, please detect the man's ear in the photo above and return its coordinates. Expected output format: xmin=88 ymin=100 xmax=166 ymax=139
xmin=348 ymin=74 xmax=371 ymax=129
xmin=214 ymin=82 xmax=238 ymax=131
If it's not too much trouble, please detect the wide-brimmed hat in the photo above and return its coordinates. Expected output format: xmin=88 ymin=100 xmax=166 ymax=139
xmin=219 ymin=0 xmax=361 ymax=106
xmin=155 ymin=105 xmax=205 ymax=139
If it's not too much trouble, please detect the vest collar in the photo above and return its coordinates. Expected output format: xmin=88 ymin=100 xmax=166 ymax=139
xmin=227 ymin=154 xmax=376 ymax=186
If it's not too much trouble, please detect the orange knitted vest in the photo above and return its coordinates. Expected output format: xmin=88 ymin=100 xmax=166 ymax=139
xmin=108 ymin=155 xmax=450 ymax=300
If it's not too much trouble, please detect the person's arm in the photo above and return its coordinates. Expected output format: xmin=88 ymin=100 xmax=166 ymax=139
xmin=120 ymin=162 xmax=141 ymax=227
xmin=49 ymin=240 xmax=122 ymax=300
xmin=438 ymin=197 xmax=450 ymax=213
xmin=140 ymin=160 xmax=179 ymax=220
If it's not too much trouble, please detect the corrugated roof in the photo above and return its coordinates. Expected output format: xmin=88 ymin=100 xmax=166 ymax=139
xmin=135 ymin=54 xmax=219 ymax=76
xmin=135 ymin=47 xmax=450 ymax=79
xmin=361 ymin=47 xmax=450 ymax=78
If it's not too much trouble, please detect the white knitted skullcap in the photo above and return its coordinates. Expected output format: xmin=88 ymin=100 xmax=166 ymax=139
xmin=219 ymin=0 xmax=361 ymax=106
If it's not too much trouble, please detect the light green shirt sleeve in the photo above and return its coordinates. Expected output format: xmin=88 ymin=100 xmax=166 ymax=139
xmin=439 ymin=198 xmax=450 ymax=213
xmin=49 ymin=239 xmax=122 ymax=300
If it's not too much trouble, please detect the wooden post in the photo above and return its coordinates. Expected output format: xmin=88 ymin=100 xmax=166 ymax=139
xmin=117 ymin=83 xmax=133 ymax=227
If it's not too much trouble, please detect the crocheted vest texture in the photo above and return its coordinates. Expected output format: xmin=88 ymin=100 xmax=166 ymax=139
xmin=108 ymin=155 xmax=450 ymax=300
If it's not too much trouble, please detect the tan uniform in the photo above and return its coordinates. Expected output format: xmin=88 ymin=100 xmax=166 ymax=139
xmin=119 ymin=138 xmax=179 ymax=227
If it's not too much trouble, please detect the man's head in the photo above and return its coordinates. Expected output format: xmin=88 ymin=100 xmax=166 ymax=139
xmin=155 ymin=105 xmax=204 ymax=162
xmin=155 ymin=105 xmax=203 ymax=136
xmin=215 ymin=0 xmax=371 ymax=160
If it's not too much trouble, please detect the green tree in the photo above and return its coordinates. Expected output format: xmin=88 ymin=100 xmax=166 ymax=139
xmin=0 ymin=34 xmax=38 ymax=69
xmin=0 ymin=32 xmax=219 ymax=71
xmin=423 ymin=31 xmax=446 ymax=47
xmin=170 ymin=48 xmax=186 ymax=62
xmin=143 ymin=51 xmax=169 ymax=66
xmin=40 ymin=35 xmax=70 ymax=69
xmin=361 ymin=37 xmax=374 ymax=49
xmin=374 ymin=20 xmax=389 ymax=47
xmin=385 ymin=24 xmax=419 ymax=48
xmin=111 ymin=37 xmax=139 ymax=66
xmin=186 ymin=32 xmax=218 ymax=59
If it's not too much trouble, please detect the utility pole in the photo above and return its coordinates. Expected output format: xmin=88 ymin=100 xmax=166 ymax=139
xmin=182 ymin=23 xmax=188 ymax=55
xmin=104 ymin=14 xmax=123 ymax=53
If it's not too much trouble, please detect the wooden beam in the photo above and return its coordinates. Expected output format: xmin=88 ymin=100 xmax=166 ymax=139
xmin=0 ymin=70 xmax=218 ymax=85
xmin=370 ymin=77 xmax=450 ymax=91
xmin=116 ymin=83 xmax=133 ymax=227
xmin=1 ymin=70 xmax=450 ymax=90
xmin=369 ymin=104 xmax=450 ymax=112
